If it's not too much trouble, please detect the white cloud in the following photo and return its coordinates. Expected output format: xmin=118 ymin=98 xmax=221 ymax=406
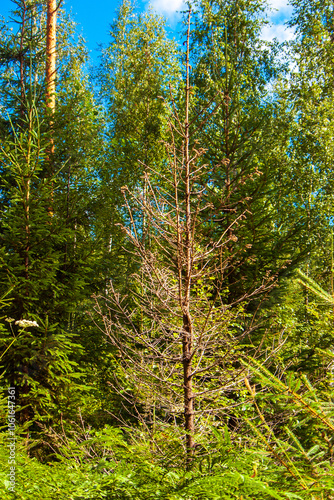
xmin=147 ymin=0 xmax=294 ymax=37
xmin=262 ymin=23 xmax=295 ymax=42
xmin=269 ymin=0 xmax=292 ymax=13
xmin=149 ymin=0 xmax=185 ymax=16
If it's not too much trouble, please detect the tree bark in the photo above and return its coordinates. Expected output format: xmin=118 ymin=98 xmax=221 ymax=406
xmin=46 ymin=0 xmax=57 ymax=214
xmin=182 ymin=9 xmax=195 ymax=462
xmin=46 ymin=0 xmax=57 ymax=119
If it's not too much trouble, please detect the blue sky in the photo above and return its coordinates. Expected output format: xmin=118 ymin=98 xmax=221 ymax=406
xmin=0 ymin=0 xmax=294 ymax=64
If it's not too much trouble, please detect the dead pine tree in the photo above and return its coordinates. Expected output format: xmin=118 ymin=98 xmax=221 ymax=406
xmin=180 ymin=7 xmax=195 ymax=457
xmin=94 ymin=8 xmax=276 ymax=466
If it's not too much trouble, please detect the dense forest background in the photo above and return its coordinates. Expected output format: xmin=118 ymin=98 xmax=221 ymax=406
xmin=1 ymin=0 xmax=334 ymax=498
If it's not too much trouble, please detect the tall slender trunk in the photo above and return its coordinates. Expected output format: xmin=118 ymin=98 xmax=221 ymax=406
xmin=182 ymin=9 xmax=195 ymax=462
xmin=46 ymin=0 xmax=57 ymax=119
xmin=46 ymin=0 xmax=57 ymax=214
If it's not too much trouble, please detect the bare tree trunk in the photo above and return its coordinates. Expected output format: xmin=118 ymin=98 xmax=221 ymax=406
xmin=46 ymin=0 xmax=57 ymax=119
xmin=46 ymin=0 xmax=57 ymax=214
xmin=182 ymin=9 xmax=195 ymax=461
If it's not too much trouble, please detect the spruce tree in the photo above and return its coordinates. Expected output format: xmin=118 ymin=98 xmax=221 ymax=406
xmin=0 ymin=0 xmax=104 ymax=433
xmin=189 ymin=0 xmax=313 ymax=304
